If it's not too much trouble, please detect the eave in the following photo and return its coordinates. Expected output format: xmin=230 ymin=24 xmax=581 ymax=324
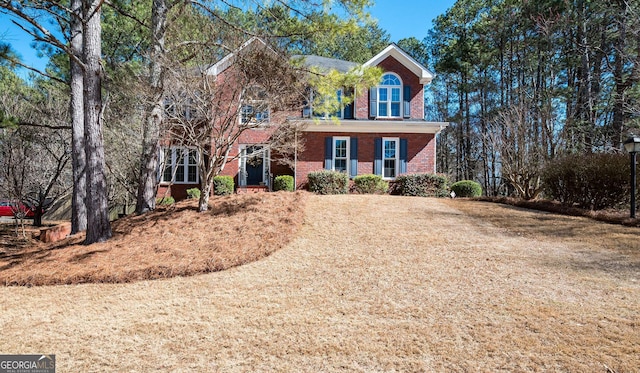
xmin=296 ymin=119 xmax=449 ymax=134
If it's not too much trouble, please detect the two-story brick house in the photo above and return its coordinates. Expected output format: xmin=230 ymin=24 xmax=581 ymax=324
xmin=157 ymin=39 xmax=448 ymax=199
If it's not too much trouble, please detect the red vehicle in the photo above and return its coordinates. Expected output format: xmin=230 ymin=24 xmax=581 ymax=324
xmin=0 ymin=199 xmax=36 ymax=218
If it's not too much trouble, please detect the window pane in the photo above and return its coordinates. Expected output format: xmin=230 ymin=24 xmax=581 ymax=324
xmin=378 ymin=103 xmax=387 ymax=117
xmin=335 ymin=159 xmax=347 ymax=172
xmin=384 ymin=141 xmax=396 ymax=158
xmin=384 ymin=159 xmax=396 ymax=178
xmin=335 ymin=139 xmax=347 ymax=157
xmin=379 ymin=88 xmax=388 ymax=102
xmin=392 ymin=88 xmax=400 ymax=102
xmin=188 ymin=150 xmax=197 ymax=165
xmin=175 ymin=165 xmax=185 ymax=182
xmin=188 ymin=165 xmax=197 ymax=182
xmin=391 ymin=103 xmax=400 ymax=117
xmin=163 ymin=149 xmax=173 ymax=181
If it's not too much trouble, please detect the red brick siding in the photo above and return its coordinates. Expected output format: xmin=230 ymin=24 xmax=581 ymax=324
xmin=157 ymin=183 xmax=199 ymax=201
xmin=296 ymin=132 xmax=435 ymax=188
xmin=355 ymin=56 xmax=425 ymax=120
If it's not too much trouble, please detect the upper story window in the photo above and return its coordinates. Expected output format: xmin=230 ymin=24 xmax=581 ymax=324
xmin=241 ymin=102 xmax=270 ymax=124
xmin=378 ymin=73 xmax=402 ymax=118
xmin=161 ymin=147 xmax=198 ymax=184
xmin=305 ymin=88 xmax=354 ymax=120
xmin=241 ymin=86 xmax=270 ymax=124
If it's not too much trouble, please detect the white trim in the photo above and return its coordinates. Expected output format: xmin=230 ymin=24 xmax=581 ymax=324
xmin=332 ymin=136 xmax=350 ymax=174
xmin=160 ymin=147 xmax=199 ymax=184
xmin=299 ymin=119 xmax=449 ymax=134
xmin=364 ymin=44 xmax=435 ymax=85
xmin=382 ymin=137 xmax=400 ymax=180
xmin=238 ymin=144 xmax=270 ymax=186
xmin=206 ymin=38 xmax=272 ymax=76
xmin=377 ymin=72 xmax=403 ymax=119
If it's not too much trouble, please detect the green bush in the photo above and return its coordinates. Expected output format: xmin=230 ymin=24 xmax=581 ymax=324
xmin=393 ymin=173 xmax=449 ymax=197
xmin=307 ymin=170 xmax=349 ymax=195
xmin=156 ymin=196 xmax=175 ymax=206
xmin=273 ymin=175 xmax=294 ymax=192
xmin=451 ymin=180 xmax=482 ymax=197
xmin=542 ymin=153 xmax=632 ymax=210
xmin=186 ymin=188 xmax=201 ymax=199
xmin=213 ymin=175 xmax=235 ymax=196
xmin=353 ymin=174 xmax=389 ymax=194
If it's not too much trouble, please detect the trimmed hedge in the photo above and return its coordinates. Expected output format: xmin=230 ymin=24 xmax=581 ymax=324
xmin=156 ymin=196 xmax=175 ymax=206
xmin=393 ymin=173 xmax=449 ymax=197
xmin=541 ymin=153 xmax=632 ymax=210
xmin=186 ymin=187 xmax=201 ymax=199
xmin=353 ymin=174 xmax=389 ymax=194
xmin=307 ymin=170 xmax=349 ymax=195
xmin=274 ymin=175 xmax=294 ymax=191
xmin=451 ymin=180 xmax=482 ymax=197
xmin=213 ymin=175 xmax=234 ymax=196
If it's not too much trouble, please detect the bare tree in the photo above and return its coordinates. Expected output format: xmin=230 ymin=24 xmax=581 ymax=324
xmin=163 ymin=40 xmax=305 ymax=212
xmin=488 ymin=102 xmax=549 ymax=200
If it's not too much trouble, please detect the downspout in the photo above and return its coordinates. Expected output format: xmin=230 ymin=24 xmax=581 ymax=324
xmin=294 ymin=125 xmax=298 ymax=191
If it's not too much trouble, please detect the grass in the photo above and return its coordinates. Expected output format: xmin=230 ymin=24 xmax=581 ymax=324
xmin=0 ymin=194 xmax=638 ymax=371
xmin=0 ymin=191 xmax=305 ymax=286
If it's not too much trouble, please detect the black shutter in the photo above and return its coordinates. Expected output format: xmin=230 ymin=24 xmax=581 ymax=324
xmin=400 ymin=138 xmax=408 ymax=174
xmin=324 ymin=137 xmax=333 ymax=170
xmin=403 ymin=85 xmax=411 ymax=118
xmin=350 ymin=137 xmax=358 ymax=178
xmin=374 ymin=138 xmax=382 ymax=175
xmin=369 ymin=87 xmax=377 ymax=118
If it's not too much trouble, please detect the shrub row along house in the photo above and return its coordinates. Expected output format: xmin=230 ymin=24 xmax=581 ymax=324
xmin=157 ymin=38 xmax=449 ymax=200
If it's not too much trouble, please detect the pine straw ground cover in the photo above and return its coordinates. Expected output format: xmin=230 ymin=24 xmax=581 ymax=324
xmin=0 ymin=195 xmax=639 ymax=371
xmin=0 ymin=191 xmax=305 ymax=286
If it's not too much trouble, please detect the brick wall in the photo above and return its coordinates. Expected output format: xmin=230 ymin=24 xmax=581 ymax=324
xmin=355 ymin=56 xmax=425 ymax=120
xmin=296 ymin=132 xmax=435 ymax=188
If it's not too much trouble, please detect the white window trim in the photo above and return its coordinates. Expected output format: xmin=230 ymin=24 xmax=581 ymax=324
xmin=240 ymin=100 xmax=270 ymax=125
xmin=382 ymin=137 xmax=399 ymax=180
xmin=332 ymin=136 xmax=350 ymax=174
xmin=160 ymin=147 xmax=199 ymax=184
xmin=377 ymin=73 xmax=402 ymax=119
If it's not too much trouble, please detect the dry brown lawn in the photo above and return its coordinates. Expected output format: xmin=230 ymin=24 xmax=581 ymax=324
xmin=1 ymin=195 xmax=638 ymax=372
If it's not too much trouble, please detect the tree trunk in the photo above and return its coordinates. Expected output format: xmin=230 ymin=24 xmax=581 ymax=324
xmin=70 ymin=0 xmax=87 ymax=234
xmin=83 ymin=0 xmax=112 ymax=244
xmin=136 ymin=0 xmax=167 ymax=214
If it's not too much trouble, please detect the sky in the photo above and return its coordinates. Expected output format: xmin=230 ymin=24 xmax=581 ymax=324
xmin=0 ymin=0 xmax=456 ymax=78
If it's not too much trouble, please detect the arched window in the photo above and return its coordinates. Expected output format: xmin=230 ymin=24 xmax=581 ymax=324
xmin=377 ymin=73 xmax=402 ymax=118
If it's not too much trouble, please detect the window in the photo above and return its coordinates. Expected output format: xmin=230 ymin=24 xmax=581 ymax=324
xmin=383 ymin=138 xmax=399 ymax=179
xmin=377 ymin=73 xmax=402 ymax=118
xmin=241 ymin=102 xmax=270 ymax=124
xmin=333 ymin=137 xmax=349 ymax=173
xmin=161 ymin=147 xmax=198 ymax=184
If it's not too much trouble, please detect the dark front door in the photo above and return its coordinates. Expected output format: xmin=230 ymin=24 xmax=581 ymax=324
xmin=245 ymin=146 xmax=263 ymax=185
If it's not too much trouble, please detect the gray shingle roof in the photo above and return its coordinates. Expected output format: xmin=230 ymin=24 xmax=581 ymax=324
xmin=296 ymin=55 xmax=359 ymax=73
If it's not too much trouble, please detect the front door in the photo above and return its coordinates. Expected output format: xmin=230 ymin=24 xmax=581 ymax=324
xmin=240 ymin=145 xmax=269 ymax=186
xmin=246 ymin=146 xmax=263 ymax=186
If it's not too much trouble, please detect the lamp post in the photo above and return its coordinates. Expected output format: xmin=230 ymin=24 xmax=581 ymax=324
xmin=623 ymin=135 xmax=640 ymax=218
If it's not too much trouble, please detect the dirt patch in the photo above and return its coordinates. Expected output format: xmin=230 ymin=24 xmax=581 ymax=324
xmin=0 ymin=191 xmax=305 ymax=286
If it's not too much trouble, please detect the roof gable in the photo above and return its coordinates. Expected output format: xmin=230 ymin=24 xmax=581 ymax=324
xmin=206 ymin=37 xmax=275 ymax=76
xmin=363 ymin=44 xmax=435 ymax=84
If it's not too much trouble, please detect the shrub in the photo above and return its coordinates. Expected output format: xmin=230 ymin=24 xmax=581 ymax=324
xmin=273 ymin=175 xmax=295 ymax=192
xmin=393 ymin=173 xmax=449 ymax=197
xmin=186 ymin=188 xmax=201 ymax=199
xmin=307 ymin=170 xmax=349 ymax=195
xmin=451 ymin=180 xmax=482 ymax=197
xmin=541 ymin=153 xmax=632 ymax=210
xmin=213 ymin=175 xmax=234 ymax=196
xmin=156 ymin=196 xmax=175 ymax=206
xmin=353 ymin=174 xmax=389 ymax=194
